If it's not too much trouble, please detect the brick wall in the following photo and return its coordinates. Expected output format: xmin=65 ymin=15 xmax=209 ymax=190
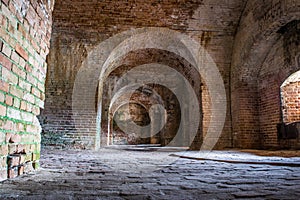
xmin=258 ymin=20 xmax=300 ymax=149
xmin=231 ymin=0 xmax=300 ymax=149
xmin=258 ymin=39 xmax=285 ymax=148
xmin=281 ymin=81 xmax=300 ymax=124
xmin=0 ymin=0 xmax=53 ymax=181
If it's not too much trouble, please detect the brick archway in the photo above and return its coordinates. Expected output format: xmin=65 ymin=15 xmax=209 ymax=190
xmin=72 ymin=27 xmax=226 ymax=150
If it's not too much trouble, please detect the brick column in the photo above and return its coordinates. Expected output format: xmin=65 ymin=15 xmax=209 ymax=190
xmin=0 ymin=0 xmax=54 ymax=181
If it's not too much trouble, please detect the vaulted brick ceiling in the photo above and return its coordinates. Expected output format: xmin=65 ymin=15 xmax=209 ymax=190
xmin=52 ymin=0 xmax=246 ymax=43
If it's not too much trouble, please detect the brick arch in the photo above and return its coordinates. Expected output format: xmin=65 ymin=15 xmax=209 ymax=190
xmin=100 ymin=48 xmax=202 ymax=147
xmin=73 ymin=27 xmax=226 ymax=150
xmin=106 ymin=63 xmax=199 ymax=148
xmin=107 ymin=84 xmax=166 ymax=146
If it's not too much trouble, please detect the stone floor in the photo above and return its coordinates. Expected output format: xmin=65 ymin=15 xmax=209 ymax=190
xmin=1 ymin=146 xmax=300 ymax=199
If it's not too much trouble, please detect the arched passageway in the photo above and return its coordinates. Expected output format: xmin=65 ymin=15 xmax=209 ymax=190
xmin=72 ymin=28 xmax=226 ymax=150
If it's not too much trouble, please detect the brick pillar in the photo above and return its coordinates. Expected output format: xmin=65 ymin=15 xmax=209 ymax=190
xmin=0 ymin=0 xmax=54 ymax=181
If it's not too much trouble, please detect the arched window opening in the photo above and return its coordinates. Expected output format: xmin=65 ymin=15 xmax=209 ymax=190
xmin=279 ymin=70 xmax=300 ymax=139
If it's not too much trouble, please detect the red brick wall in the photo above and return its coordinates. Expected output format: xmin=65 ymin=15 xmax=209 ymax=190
xmin=281 ymin=79 xmax=300 ymax=124
xmin=0 ymin=0 xmax=53 ymax=181
xmin=231 ymin=0 xmax=300 ymax=149
xmin=258 ymin=20 xmax=300 ymax=149
xmin=257 ymin=39 xmax=284 ymax=149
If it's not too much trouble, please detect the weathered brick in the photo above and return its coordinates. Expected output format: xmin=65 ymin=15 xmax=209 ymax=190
xmin=16 ymin=123 xmax=25 ymax=132
xmin=26 ymin=124 xmax=38 ymax=133
xmin=281 ymin=80 xmax=300 ymax=123
xmin=5 ymin=95 xmax=13 ymax=106
xmin=17 ymin=23 xmax=27 ymax=39
xmin=10 ymin=51 xmax=20 ymax=64
xmin=7 ymin=106 xmax=21 ymax=120
xmin=10 ymin=85 xmax=23 ymax=98
xmin=26 ymin=74 xmax=37 ymax=86
xmin=23 ymin=93 xmax=35 ymax=104
xmin=15 ymin=44 xmax=28 ymax=61
xmin=0 ymin=145 xmax=8 ymax=156
xmin=29 ymin=144 xmax=36 ymax=152
xmin=20 ymin=100 xmax=27 ymax=110
xmin=25 ymin=64 xmax=32 ymax=73
xmin=25 ymin=102 xmax=32 ymax=112
xmin=0 ymin=132 xmax=6 ymax=143
xmin=0 ymin=104 xmax=6 ymax=116
xmin=8 ymin=1 xmax=17 ymax=16
xmin=32 ymin=105 xmax=40 ymax=115
xmin=2 ymin=43 xmax=12 ymax=58
xmin=7 ymin=22 xmax=15 ymax=36
xmin=12 ymin=64 xmax=26 ymax=79
xmin=35 ymin=98 xmax=44 ymax=108
xmin=20 ymin=154 xmax=29 ymax=164
xmin=21 ymin=111 xmax=34 ymax=122
xmin=24 ymin=152 xmax=32 ymax=161
xmin=15 ymin=12 xmax=23 ymax=25
xmin=0 ymin=80 xmax=9 ymax=93
xmin=18 ymin=57 xmax=26 ymax=68
xmin=0 ymin=92 xmax=5 ymax=103
xmin=0 ymin=156 xmax=7 ymax=168
xmin=3 ymin=121 xmax=14 ymax=132
xmin=1 ymin=4 xmax=11 ymax=18
xmin=31 ymin=87 xmax=40 ymax=98
xmin=13 ymin=97 xmax=20 ymax=108
xmin=0 ymin=15 xmax=7 ymax=29
xmin=1 ymin=0 xmax=9 ymax=6
xmin=2 ymin=67 xmax=18 ymax=85
xmin=18 ymin=79 xmax=31 ymax=92
xmin=0 ymin=53 xmax=12 ymax=70
xmin=6 ymin=37 xmax=16 ymax=50
xmin=1 ymin=0 xmax=299 ymax=183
